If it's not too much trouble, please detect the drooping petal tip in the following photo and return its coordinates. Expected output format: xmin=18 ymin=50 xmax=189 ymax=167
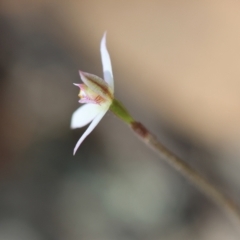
xmin=73 ymin=108 xmax=108 ymax=155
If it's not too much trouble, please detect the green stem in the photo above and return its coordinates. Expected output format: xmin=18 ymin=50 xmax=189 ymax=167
xmin=110 ymin=99 xmax=134 ymax=124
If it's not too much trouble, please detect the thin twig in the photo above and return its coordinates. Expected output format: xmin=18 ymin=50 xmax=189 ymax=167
xmin=131 ymin=121 xmax=240 ymax=229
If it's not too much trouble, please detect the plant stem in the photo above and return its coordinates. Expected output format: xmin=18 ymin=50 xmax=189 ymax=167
xmin=131 ymin=121 xmax=240 ymax=229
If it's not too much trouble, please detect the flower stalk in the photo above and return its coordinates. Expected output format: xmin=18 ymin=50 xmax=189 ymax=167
xmin=129 ymin=119 xmax=240 ymax=229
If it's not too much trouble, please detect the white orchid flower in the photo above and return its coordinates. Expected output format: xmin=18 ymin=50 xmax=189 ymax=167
xmin=71 ymin=33 xmax=114 ymax=155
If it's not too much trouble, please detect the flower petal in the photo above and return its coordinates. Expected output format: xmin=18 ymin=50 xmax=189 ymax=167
xmin=73 ymin=108 xmax=108 ymax=155
xmin=100 ymin=32 xmax=114 ymax=92
xmin=70 ymin=103 xmax=102 ymax=129
xmin=79 ymin=71 xmax=113 ymax=98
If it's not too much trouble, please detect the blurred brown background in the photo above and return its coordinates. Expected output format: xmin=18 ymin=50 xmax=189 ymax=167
xmin=0 ymin=0 xmax=240 ymax=239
